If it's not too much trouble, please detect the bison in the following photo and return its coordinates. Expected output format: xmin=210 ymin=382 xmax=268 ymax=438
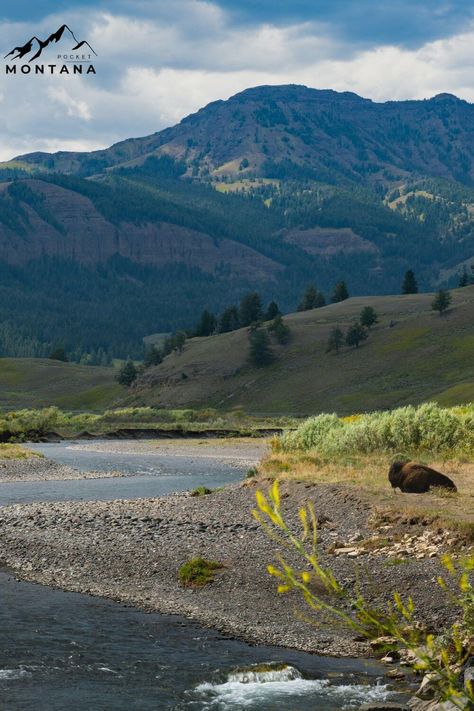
xmin=388 ymin=461 xmax=457 ymax=493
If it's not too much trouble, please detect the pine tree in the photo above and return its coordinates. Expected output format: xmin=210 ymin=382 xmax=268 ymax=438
xmin=239 ymin=292 xmax=263 ymax=327
xmin=248 ymin=329 xmax=274 ymax=367
xmin=117 ymin=360 xmax=137 ymax=386
xmin=297 ymin=285 xmax=325 ymax=311
xmin=144 ymin=345 xmax=163 ymax=368
xmin=345 ymin=323 xmax=368 ymax=349
xmin=458 ymin=268 xmax=469 ymax=288
xmin=402 ymin=270 xmax=418 ymax=294
xmin=268 ymin=314 xmax=291 ymax=344
xmin=431 ymin=289 xmax=451 ymax=316
xmin=49 ymin=347 xmax=68 ymax=362
xmin=360 ymin=306 xmax=378 ymax=329
xmin=195 ymin=309 xmax=217 ymax=337
xmin=326 ymin=327 xmax=344 ymax=354
xmin=331 ymin=281 xmax=349 ymax=303
xmin=265 ymin=301 xmax=281 ymax=321
xmin=219 ymin=306 xmax=240 ymax=333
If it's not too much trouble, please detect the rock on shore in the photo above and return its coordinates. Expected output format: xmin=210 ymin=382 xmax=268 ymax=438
xmin=0 ymin=480 xmax=464 ymax=656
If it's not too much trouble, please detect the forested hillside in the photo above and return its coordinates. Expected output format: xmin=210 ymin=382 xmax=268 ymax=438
xmin=0 ymin=85 xmax=473 ymax=359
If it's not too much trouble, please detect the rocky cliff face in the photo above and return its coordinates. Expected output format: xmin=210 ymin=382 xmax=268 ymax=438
xmin=0 ymin=179 xmax=280 ymax=280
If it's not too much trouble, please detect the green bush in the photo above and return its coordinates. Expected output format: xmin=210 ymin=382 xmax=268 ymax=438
xmin=279 ymin=403 xmax=474 ymax=457
xmin=178 ymin=558 xmax=223 ymax=587
xmin=190 ymin=486 xmax=212 ymax=496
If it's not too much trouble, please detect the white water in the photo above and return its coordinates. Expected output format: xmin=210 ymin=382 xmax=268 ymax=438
xmin=195 ymin=664 xmax=395 ymax=709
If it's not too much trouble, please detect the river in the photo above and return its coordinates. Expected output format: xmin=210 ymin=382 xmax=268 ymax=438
xmin=0 ymin=440 xmax=407 ymax=709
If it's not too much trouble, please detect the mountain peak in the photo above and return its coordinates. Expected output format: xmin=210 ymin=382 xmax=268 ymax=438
xmin=430 ymin=92 xmax=467 ymax=104
xmin=229 ymin=84 xmax=371 ymax=104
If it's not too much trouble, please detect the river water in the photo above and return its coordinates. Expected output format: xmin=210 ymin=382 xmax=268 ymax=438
xmin=0 ymin=440 xmax=407 ymax=710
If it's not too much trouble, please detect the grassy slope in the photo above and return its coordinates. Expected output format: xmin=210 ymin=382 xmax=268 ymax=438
xmin=132 ymin=286 xmax=474 ymax=415
xmin=0 ymin=358 xmax=122 ymax=411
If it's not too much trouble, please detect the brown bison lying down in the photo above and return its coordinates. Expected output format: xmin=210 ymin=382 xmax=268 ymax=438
xmin=388 ymin=461 xmax=457 ymax=493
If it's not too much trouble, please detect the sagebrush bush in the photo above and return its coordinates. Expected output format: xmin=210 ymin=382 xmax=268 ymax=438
xmin=279 ymin=403 xmax=474 ymax=457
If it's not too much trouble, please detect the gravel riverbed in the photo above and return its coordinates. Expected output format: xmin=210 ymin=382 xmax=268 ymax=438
xmin=0 ymin=477 xmax=464 ymax=658
xmin=0 ymin=456 xmax=124 ymax=482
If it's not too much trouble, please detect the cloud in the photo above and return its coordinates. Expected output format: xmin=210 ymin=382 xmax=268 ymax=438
xmin=0 ymin=1 xmax=472 ymax=161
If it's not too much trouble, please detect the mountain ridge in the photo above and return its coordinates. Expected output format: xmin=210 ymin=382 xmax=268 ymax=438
xmin=7 ymin=85 xmax=473 ymax=186
xmin=0 ymin=84 xmax=473 ymax=359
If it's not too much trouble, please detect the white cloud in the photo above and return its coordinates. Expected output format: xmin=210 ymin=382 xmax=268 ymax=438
xmin=0 ymin=4 xmax=472 ymax=161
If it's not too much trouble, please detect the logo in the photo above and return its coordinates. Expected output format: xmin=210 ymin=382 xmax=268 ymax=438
xmin=4 ymin=24 xmax=97 ymax=75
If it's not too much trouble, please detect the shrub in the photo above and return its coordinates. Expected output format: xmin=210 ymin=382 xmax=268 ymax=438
xmin=279 ymin=403 xmax=474 ymax=457
xmin=254 ymin=481 xmax=474 ymax=708
xmin=178 ymin=558 xmax=223 ymax=587
xmin=280 ymin=413 xmax=342 ymax=451
xmin=190 ymin=486 xmax=212 ymax=496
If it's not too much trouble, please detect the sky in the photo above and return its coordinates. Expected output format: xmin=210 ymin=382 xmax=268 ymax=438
xmin=0 ymin=0 xmax=473 ymax=160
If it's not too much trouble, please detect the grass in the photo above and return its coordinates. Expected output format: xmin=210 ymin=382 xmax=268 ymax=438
xmin=178 ymin=558 xmax=223 ymax=587
xmin=128 ymin=285 xmax=474 ymax=415
xmin=258 ymin=451 xmax=474 ymax=539
xmin=0 ymin=358 xmax=121 ymax=411
xmin=0 ymin=443 xmax=41 ymax=459
xmin=190 ymin=486 xmax=213 ymax=497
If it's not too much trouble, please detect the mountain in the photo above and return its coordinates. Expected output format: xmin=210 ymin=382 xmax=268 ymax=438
xmin=4 ymin=25 xmax=96 ymax=63
xmin=9 ymin=85 xmax=474 ymax=185
xmin=0 ymin=85 xmax=473 ymax=360
xmin=129 ymin=285 xmax=474 ymax=415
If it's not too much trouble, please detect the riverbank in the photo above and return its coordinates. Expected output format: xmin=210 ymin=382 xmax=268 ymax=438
xmin=0 ymin=454 xmax=124 ymax=482
xmin=0 ymin=478 xmax=468 ymax=658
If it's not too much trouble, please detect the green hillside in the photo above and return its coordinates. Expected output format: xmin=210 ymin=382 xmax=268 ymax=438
xmin=131 ymin=286 xmax=474 ymax=415
xmin=0 ymin=86 xmax=473 ymax=360
xmin=0 ymin=359 xmax=121 ymax=410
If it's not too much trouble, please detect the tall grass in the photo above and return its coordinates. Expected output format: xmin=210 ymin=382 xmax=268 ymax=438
xmin=279 ymin=403 xmax=474 ymax=457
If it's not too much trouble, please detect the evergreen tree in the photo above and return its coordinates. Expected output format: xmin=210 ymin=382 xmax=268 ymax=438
xmin=265 ymin=301 xmax=281 ymax=321
xmin=117 ymin=360 xmax=137 ymax=386
xmin=174 ymin=331 xmax=187 ymax=353
xmin=360 ymin=306 xmax=378 ymax=329
xmin=144 ymin=345 xmax=163 ymax=368
xmin=268 ymin=314 xmax=291 ymax=345
xmin=218 ymin=306 xmax=240 ymax=333
xmin=431 ymin=289 xmax=451 ymax=316
xmin=163 ymin=331 xmax=187 ymax=355
xmin=458 ymin=268 xmax=469 ymax=288
xmin=402 ymin=269 xmax=418 ymax=294
xmin=239 ymin=292 xmax=263 ymax=327
xmin=195 ymin=309 xmax=217 ymax=337
xmin=345 ymin=322 xmax=368 ymax=349
xmin=331 ymin=281 xmax=349 ymax=303
xmin=248 ymin=328 xmax=274 ymax=367
xmin=297 ymin=285 xmax=325 ymax=311
xmin=49 ymin=347 xmax=68 ymax=362
xmin=326 ymin=327 xmax=344 ymax=354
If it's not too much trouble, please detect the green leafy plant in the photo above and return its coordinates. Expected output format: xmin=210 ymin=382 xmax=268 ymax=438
xmin=178 ymin=558 xmax=223 ymax=587
xmin=280 ymin=403 xmax=474 ymax=457
xmin=254 ymin=481 xmax=474 ymax=708
xmin=190 ymin=486 xmax=212 ymax=497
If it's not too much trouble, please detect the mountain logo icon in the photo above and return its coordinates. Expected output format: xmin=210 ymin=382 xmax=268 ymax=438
xmin=4 ymin=24 xmax=97 ymax=62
